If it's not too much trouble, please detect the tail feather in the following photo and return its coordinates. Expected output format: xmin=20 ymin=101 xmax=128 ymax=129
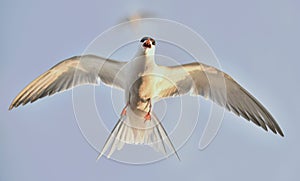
xmin=96 ymin=117 xmax=123 ymax=160
xmin=97 ymin=109 xmax=180 ymax=160
xmin=152 ymin=115 xmax=180 ymax=161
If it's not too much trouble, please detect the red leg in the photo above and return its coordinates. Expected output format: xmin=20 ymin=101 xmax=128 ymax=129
xmin=121 ymin=103 xmax=129 ymax=116
xmin=144 ymin=112 xmax=151 ymax=120
xmin=144 ymin=100 xmax=152 ymax=121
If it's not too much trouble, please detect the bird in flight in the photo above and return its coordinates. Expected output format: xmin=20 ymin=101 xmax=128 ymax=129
xmin=9 ymin=37 xmax=284 ymax=160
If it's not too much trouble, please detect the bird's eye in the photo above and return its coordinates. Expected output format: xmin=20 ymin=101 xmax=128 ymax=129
xmin=151 ymin=39 xmax=156 ymax=45
xmin=140 ymin=37 xmax=148 ymax=42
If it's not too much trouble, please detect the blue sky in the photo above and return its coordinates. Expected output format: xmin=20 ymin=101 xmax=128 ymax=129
xmin=1 ymin=0 xmax=299 ymax=180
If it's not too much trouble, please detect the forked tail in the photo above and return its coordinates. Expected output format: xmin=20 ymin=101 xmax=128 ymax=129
xmin=97 ymin=109 xmax=180 ymax=160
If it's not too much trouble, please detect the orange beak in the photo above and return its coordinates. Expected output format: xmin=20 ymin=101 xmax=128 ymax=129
xmin=143 ymin=39 xmax=151 ymax=48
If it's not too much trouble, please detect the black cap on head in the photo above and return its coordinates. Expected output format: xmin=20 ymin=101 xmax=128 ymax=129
xmin=140 ymin=37 xmax=156 ymax=45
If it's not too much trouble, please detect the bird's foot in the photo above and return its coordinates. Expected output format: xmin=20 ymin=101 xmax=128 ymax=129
xmin=143 ymin=98 xmax=152 ymax=122
xmin=120 ymin=103 xmax=129 ymax=116
xmin=144 ymin=112 xmax=151 ymax=121
xmin=121 ymin=108 xmax=127 ymax=116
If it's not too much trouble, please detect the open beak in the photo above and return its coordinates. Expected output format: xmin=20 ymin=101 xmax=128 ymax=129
xmin=143 ymin=39 xmax=151 ymax=48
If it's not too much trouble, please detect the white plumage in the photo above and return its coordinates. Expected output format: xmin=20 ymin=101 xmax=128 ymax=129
xmin=9 ymin=37 xmax=284 ymax=160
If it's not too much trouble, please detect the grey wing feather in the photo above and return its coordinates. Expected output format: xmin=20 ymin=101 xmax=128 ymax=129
xmin=157 ymin=62 xmax=284 ymax=137
xmin=9 ymin=55 xmax=126 ymax=110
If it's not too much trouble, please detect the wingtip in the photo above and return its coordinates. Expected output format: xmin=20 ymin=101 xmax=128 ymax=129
xmin=265 ymin=125 xmax=284 ymax=137
xmin=8 ymin=104 xmax=14 ymax=111
xmin=274 ymin=125 xmax=284 ymax=137
xmin=278 ymin=130 xmax=284 ymax=137
xmin=271 ymin=127 xmax=284 ymax=137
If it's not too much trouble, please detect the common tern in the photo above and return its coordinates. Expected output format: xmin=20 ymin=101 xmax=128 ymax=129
xmin=9 ymin=37 xmax=284 ymax=160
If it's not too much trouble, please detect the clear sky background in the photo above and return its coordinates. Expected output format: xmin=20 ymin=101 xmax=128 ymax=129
xmin=1 ymin=0 xmax=299 ymax=180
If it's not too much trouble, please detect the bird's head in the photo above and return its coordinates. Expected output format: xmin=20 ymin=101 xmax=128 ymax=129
xmin=139 ymin=36 xmax=156 ymax=55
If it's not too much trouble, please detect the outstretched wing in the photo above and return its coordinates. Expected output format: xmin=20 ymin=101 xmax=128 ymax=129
xmin=156 ymin=62 xmax=284 ymax=136
xmin=9 ymin=55 xmax=126 ymax=110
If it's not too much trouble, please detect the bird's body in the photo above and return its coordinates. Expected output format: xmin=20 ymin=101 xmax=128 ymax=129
xmin=9 ymin=37 xmax=284 ymax=160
